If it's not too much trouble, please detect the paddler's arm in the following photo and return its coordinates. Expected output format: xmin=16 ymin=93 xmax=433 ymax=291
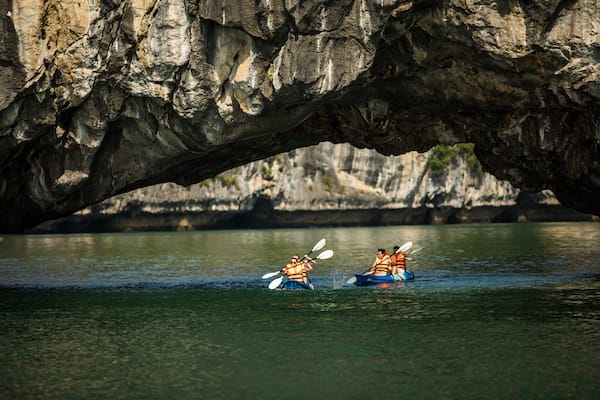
xmin=302 ymin=255 xmax=315 ymax=271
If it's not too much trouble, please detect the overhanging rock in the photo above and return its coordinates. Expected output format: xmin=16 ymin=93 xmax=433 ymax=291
xmin=1 ymin=0 xmax=599 ymax=232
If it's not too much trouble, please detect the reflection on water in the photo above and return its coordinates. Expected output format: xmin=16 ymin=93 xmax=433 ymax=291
xmin=1 ymin=223 xmax=600 ymax=398
xmin=2 ymin=284 xmax=599 ymax=399
xmin=1 ymin=223 xmax=600 ymax=290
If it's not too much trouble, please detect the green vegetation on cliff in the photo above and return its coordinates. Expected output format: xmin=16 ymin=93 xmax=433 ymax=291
xmin=428 ymin=143 xmax=482 ymax=175
xmin=216 ymin=173 xmax=240 ymax=190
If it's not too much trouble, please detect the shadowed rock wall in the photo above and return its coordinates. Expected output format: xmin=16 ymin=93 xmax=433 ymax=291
xmin=1 ymin=0 xmax=600 ymax=232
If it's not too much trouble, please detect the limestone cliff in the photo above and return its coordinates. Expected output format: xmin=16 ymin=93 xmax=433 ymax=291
xmin=31 ymin=142 xmax=591 ymax=233
xmin=95 ymin=143 xmax=531 ymax=212
xmin=1 ymin=1 xmax=600 ymax=232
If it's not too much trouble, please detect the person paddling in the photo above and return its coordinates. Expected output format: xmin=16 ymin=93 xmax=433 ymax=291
xmin=282 ymin=254 xmax=315 ymax=286
xmin=391 ymin=245 xmax=412 ymax=276
xmin=367 ymin=248 xmax=392 ymax=276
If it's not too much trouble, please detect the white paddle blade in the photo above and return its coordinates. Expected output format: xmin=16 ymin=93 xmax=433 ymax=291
xmin=261 ymin=271 xmax=280 ymax=279
xmin=397 ymin=241 xmax=413 ymax=253
xmin=312 ymin=238 xmax=326 ymax=252
xmin=268 ymin=276 xmax=284 ymax=289
xmin=316 ymin=249 xmax=334 ymax=260
xmin=346 ymin=266 xmax=373 ymax=284
xmin=410 ymin=247 xmax=424 ymax=255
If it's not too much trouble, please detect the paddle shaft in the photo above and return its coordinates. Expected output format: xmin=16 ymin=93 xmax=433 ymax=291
xmin=348 ymin=245 xmax=420 ymax=284
xmin=270 ymin=248 xmax=332 ymax=290
xmin=263 ymin=239 xmax=326 ymax=281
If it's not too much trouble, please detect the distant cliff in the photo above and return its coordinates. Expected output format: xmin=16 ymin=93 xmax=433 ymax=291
xmin=31 ymin=143 xmax=594 ymax=232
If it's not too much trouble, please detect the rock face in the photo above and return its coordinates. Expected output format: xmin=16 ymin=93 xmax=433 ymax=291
xmin=1 ymin=0 xmax=600 ymax=232
xmin=86 ymin=143 xmax=525 ymax=213
xmin=33 ymin=142 xmax=591 ymax=233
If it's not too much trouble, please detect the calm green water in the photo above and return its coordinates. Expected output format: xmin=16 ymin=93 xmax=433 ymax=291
xmin=1 ymin=223 xmax=600 ymax=399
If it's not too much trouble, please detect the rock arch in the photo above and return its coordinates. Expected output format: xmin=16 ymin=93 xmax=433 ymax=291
xmin=1 ymin=0 xmax=599 ymax=232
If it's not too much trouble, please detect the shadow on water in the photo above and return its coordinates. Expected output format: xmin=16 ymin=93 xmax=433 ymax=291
xmin=2 ymin=281 xmax=600 ymax=399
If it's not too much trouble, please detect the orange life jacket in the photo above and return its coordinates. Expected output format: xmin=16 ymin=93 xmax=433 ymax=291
xmin=395 ymin=252 xmax=407 ymax=269
xmin=373 ymin=255 xmax=391 ymax=274
xmin=284 ymin=262 xmax=307 ymax=282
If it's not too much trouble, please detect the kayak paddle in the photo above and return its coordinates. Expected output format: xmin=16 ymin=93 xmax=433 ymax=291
xmin=307 ymin=238 xmax=327 ymax=257
xmin=268 ymin=249 xmax=334 ymax=290
xmin=314 ymin=249 xmax=333 ymax=260
xmin=261 ymin=271 xmax=280 ymax=279
xmin=345 ymin=269 xmax=367 ymax=285
xmin=396 ymin=241 xmax=413 ymax=253
xmin=261 ymin=238 xmax=327 ymax=280
xmin=268 ymin=275 xmax=285 ymax=289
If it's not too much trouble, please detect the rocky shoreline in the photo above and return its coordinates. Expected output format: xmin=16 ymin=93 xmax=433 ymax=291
xmin=28 ymin=203 xmax=596 ymax=234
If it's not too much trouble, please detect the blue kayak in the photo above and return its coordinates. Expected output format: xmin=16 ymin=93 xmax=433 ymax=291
xmin=354 ymin=271 xmax=415 ymax=286
xmin=281 ymin=280 xmax=314 ymax=290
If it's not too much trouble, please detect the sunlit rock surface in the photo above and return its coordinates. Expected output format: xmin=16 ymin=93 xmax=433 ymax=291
xmin=32 ymin=143 xmax=593 ymax=233
xmin=1 ymin=0 xmax=600 ymax=232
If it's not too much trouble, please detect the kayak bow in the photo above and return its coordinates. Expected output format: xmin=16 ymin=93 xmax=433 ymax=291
xmin=354 ymin=271 xmax=414 ymax=286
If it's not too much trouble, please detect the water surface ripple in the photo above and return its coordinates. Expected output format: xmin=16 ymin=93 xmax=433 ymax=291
xmin=1 ymin=223 xmax=599 ymax=399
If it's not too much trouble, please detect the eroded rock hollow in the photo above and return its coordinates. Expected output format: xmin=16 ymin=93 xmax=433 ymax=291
xmin=1 ymin=0 xmax=599 ymax=232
